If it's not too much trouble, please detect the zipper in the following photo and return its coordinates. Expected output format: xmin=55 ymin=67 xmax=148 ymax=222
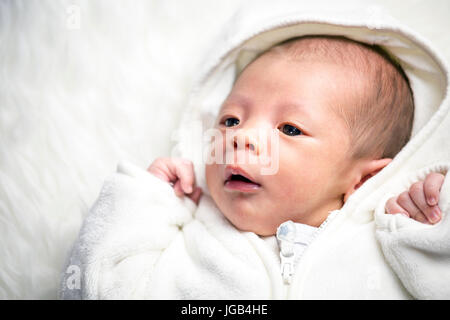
xmin=276 ymin=210 xmax=339 ymax=295
xmin=276 ymin=220 xmax=297 ymax=285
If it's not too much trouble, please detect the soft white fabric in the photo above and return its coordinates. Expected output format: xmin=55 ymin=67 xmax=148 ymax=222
xmin=60 ymin=161 xmax=284 ymax=299
xmin=375 ymin=164 xmax=450 ymax=299
xmin=60 ymin=161 xmax=450 ymax=299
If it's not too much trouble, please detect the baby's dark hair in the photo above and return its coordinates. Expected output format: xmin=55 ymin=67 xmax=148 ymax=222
xmin=265 ymin=35 xmax=415 ymax=159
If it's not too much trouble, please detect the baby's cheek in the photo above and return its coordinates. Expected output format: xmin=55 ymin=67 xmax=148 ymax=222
xmin=276 ymin=167 xmax=322 ymax=202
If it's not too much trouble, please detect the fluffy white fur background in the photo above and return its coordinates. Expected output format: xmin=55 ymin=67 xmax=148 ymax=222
xmin=0 ymin=0 xmax=449 ymax=299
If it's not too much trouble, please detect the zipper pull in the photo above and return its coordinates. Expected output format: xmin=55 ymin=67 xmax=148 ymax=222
xmin=276 ymin=220 xmax=297 ymax=285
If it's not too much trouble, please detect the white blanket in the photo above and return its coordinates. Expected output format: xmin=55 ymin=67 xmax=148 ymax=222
xmin=60 ymin=160 xmax=450 ymax=299
xmin=60 ymin=161 xmax=283 ymax=299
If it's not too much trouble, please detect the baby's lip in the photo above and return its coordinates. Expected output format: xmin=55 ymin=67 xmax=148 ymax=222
xmin=224 ymin=165 xmax=260 ymax=185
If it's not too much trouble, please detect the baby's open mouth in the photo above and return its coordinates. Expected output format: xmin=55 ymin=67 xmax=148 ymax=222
xmin=228 ymin=174 xmax=255 ymax=184
xmin=224 ymin=166 xmax=261 ymax=192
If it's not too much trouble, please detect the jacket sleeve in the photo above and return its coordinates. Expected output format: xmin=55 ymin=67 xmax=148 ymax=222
xmin=58 ymin=161 xmax=195 ymax=299
xmin=374 ymin=163 xmax=450 ymax=299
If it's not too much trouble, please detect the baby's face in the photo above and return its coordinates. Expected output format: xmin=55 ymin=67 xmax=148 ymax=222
xmin=205 ymin=53 xmax=360 ymax=236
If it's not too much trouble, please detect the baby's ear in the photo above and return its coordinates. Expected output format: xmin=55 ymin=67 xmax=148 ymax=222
xmin=343 ymin=158 xmax=392 ymax=202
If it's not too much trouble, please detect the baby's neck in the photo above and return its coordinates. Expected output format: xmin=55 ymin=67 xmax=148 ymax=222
xmin=291 ymin=198 xmax=343 ymax=228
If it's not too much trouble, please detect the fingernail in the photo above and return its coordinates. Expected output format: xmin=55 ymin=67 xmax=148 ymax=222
xmin=429 ymin=207 xmax=441 ymax=223
xmin=428 ymin=197 xmax=436 ymax=206
xmin=185 ymin=185 xmax=193 ymax=194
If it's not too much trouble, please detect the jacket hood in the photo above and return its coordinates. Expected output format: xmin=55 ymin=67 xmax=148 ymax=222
xmin=173 ymin=2 xmax=449 ymax=217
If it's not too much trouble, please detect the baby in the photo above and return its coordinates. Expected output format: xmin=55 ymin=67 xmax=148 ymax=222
xmin=60 ymin=34 xmax=448 ymax=300
xmin=148 ymin=36 xmax=445 ymax=235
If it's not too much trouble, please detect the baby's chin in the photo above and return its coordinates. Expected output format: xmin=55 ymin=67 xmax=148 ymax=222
xmin=213 ymin=199 xmax=278 ymax=236
xmin=205 ymin=170 xmax=285 ymax=235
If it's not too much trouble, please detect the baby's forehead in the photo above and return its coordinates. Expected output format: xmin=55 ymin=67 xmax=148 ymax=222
xmin=245 ymin=37 xmax=387 ymax=102
xmin=233 ymin=36 xmax=383 ymax=101
xmin=264 ymin=36 xmax=382 ymax=73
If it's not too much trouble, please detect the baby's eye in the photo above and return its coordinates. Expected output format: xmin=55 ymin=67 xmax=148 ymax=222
xmin=280 ymin=124 xmax=303 ymax=136
xmin=223 ymin=117 xmax=240 ymax=127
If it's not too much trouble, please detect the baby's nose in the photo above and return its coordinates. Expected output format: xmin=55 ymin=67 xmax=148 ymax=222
xmin=231 ymin=131 xmax=260 ymax=155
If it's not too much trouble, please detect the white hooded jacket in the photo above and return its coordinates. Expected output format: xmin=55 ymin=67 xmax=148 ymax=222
xmin=60 ymin=2 xmax=450 ymax=299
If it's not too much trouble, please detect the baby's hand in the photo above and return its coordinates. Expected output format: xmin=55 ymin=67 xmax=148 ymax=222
xmin=147 ymin=157 xmax=203 ymax=205
xmin=385 ymin=172 xmax=445 ymax=224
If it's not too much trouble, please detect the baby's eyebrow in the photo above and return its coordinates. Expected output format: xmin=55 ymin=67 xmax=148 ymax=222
xmin=225 ymin=94 xmax=303 ymax=111
xmin=281 ymin=102 xmax=305 ymax=113
xmin=277 ymin=102 xmax=315 ymax=123
xmin=223 ymin=94 xmax=314 ymax=122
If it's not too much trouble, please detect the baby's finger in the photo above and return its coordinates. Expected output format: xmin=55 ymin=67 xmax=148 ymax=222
xmin=409 ymin=181 xmax=440 ymax=224
xmin=397 ymin=191 xmax=430 ymax=224
xmin=423 ymin=172 xmax=445 ymax=206
xmin=173 ymin=159 xmax=196 ymax=194
xmin=187 ymin=187 xmax=203 ymax=205
xmin=148 ymin=158 xmax=175 ymax=183
xmin=385 ymin=197 xmax=409 ymax=217
xmin=173 ymin=180 xmax=184 ymax=197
